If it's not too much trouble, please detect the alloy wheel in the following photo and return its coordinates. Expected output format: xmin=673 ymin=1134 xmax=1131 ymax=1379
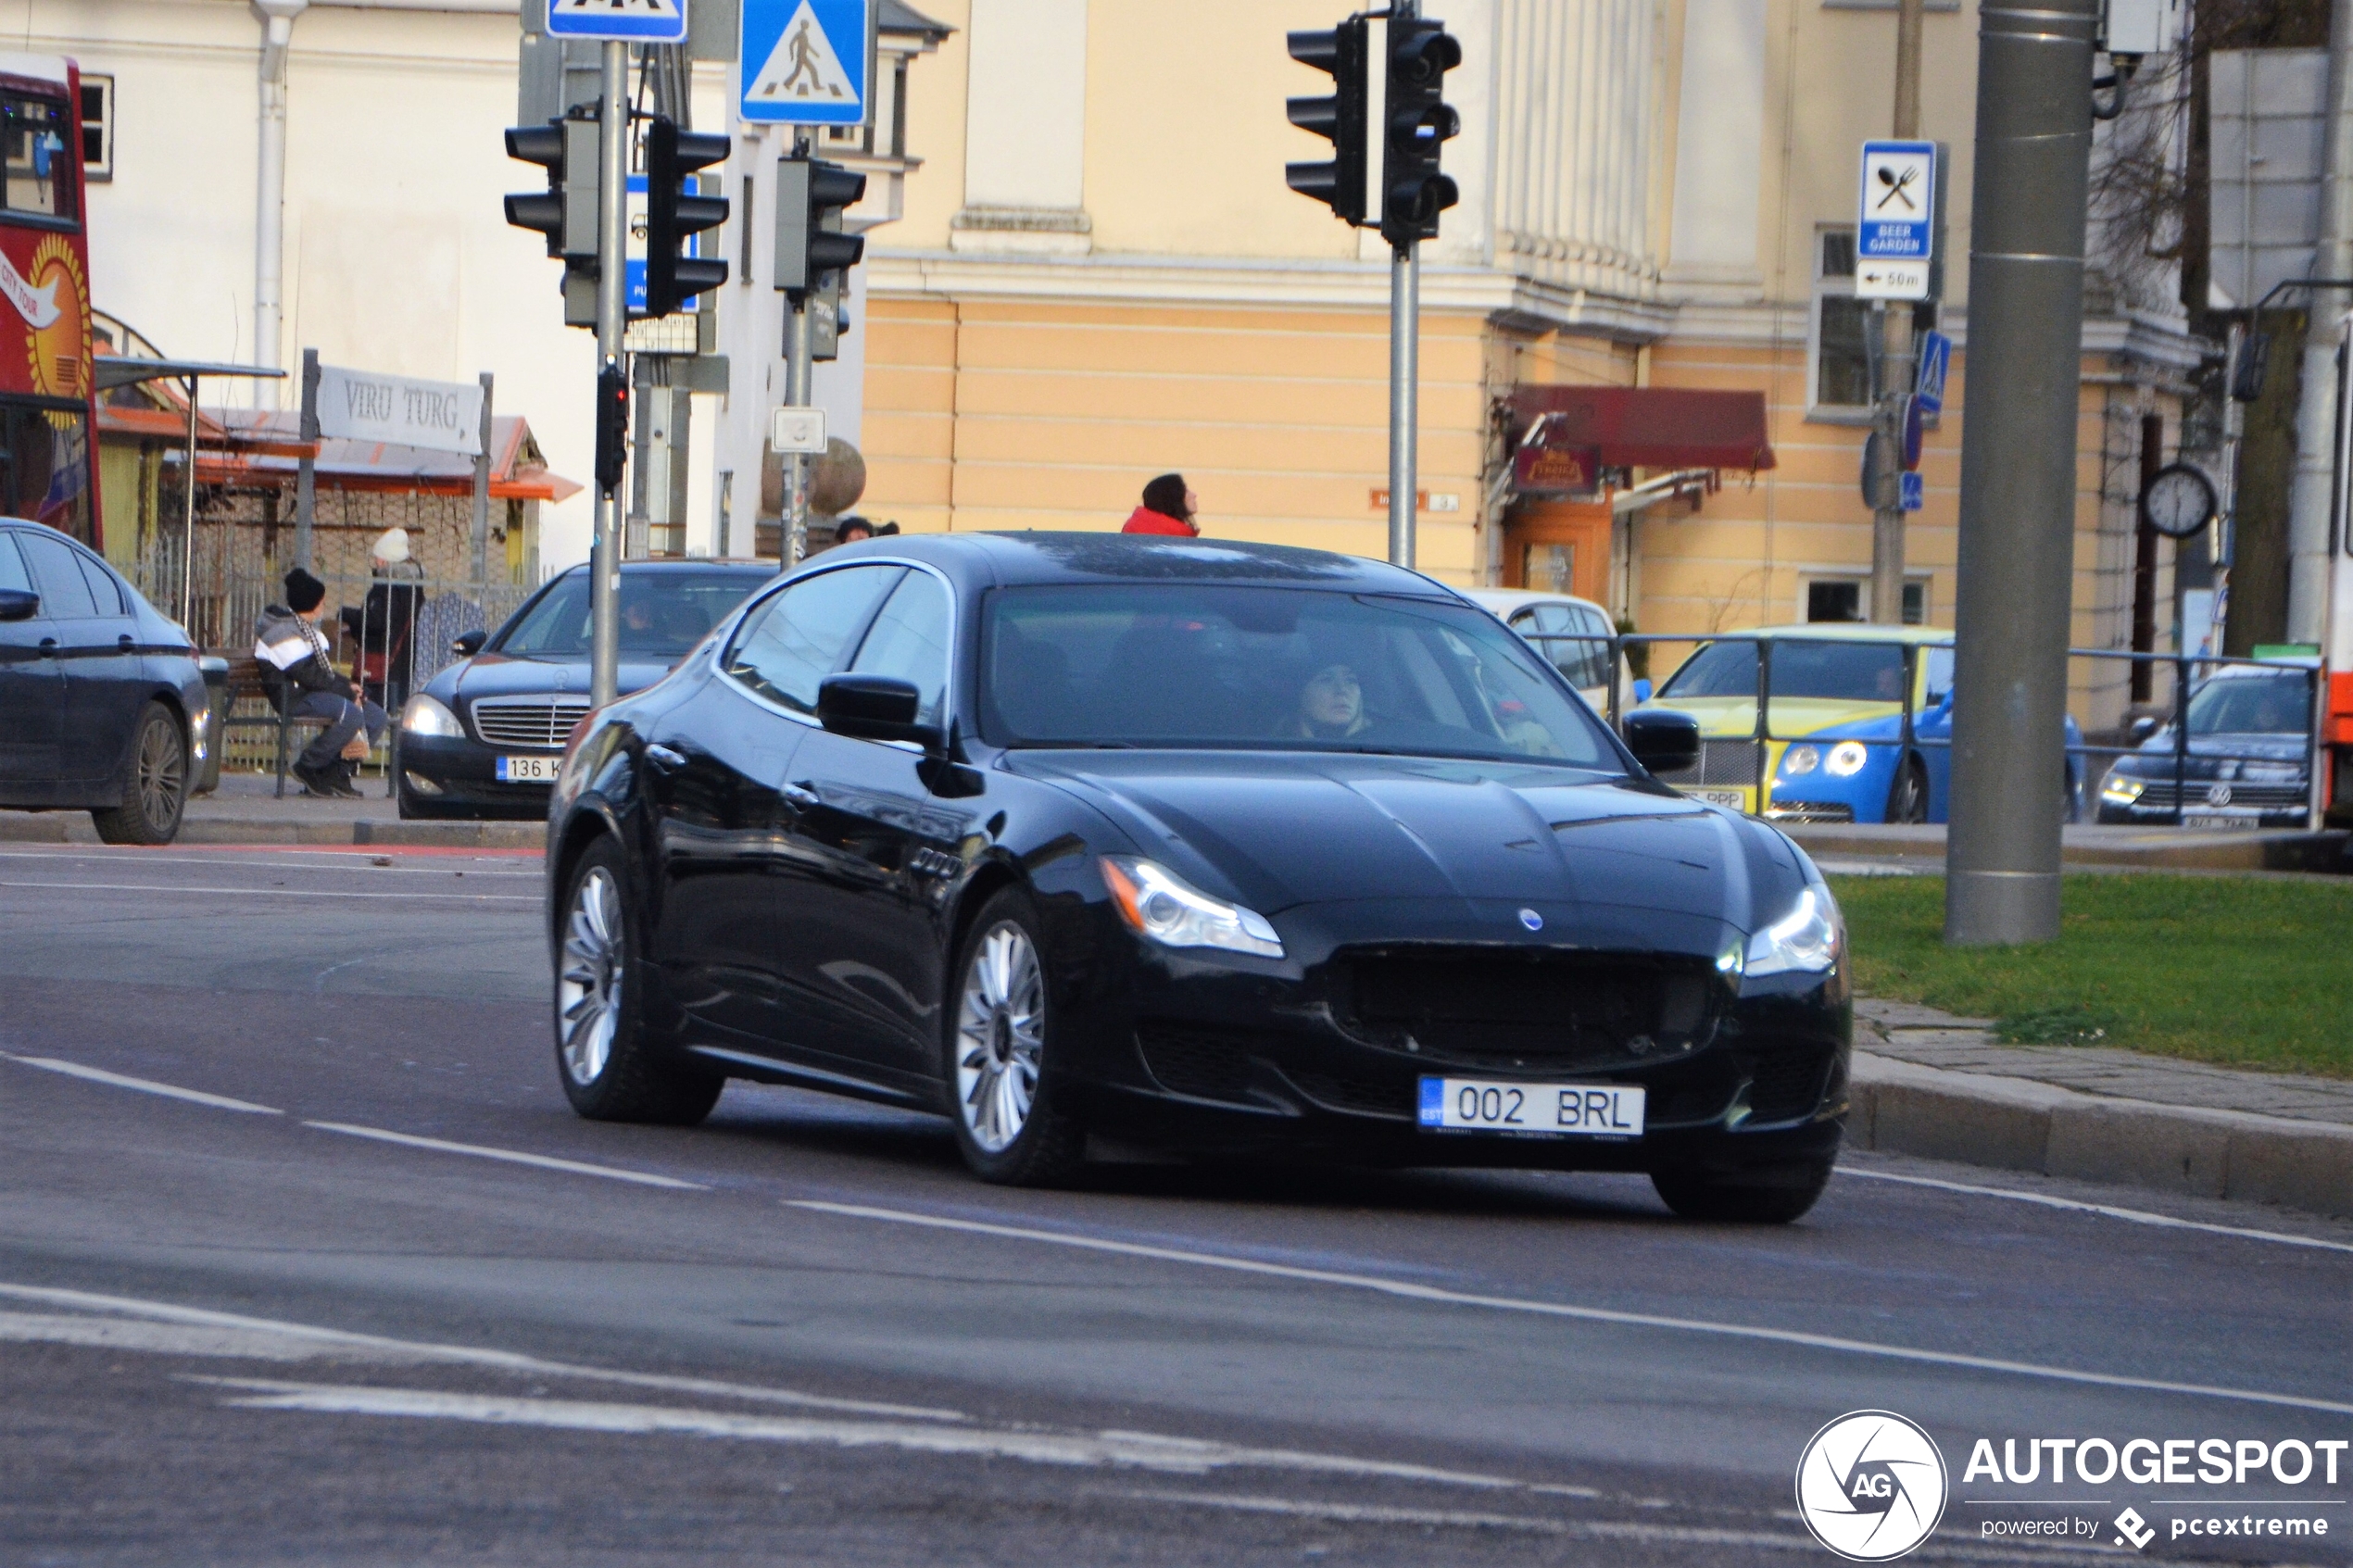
xmin=137 ymin=717 xmax=185 ymax=834
xmin=557 ymin=866 xmax=624 ymax=1086
xmin=954 ymin=922 xmax=1045 ymax=1154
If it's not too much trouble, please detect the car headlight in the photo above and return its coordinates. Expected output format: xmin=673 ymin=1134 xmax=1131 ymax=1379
xmin=2099 ymin=771 xmax=2145 ymax=805
xmin=187 ymin=705 xmax=209 ymax=761
xmin=1744 ymin=884 xmax=1843 ymax=977
xmin=1101 ymin=856 xmax=1285 ymax=960
xmin=401 ymin=694 xmax=464 ymax=738
xmin=1825 ymin=741 xmax=1870 ymax=777
xmin=1782 ymin=745 xmax=1819 ymax=776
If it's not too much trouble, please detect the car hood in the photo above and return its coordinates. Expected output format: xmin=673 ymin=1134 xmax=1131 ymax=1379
xmin=1006 ymin=749 xmax=1806 ymax=935
xmin=1639 ymin=695 xmax=1897 ymax=738
xmin=441 ymin=653 xmax=679 ymax=704
xmin=2117 ymin=732 xmax=2309 ymax=770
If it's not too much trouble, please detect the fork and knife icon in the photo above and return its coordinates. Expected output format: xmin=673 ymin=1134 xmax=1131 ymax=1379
xmin=1874 ymin=163 xmax=1922 ymax=212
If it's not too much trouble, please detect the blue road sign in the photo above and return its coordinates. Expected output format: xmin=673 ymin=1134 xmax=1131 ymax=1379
xmin=547 ymin=0 xmax=688 ymax=44
xmin=1915 ymin=329 xmax=1951 ymax=414
xmin=740 ymin=0 xmax=870 ymax=126
xmin=1858 ymin=140 xmax=1935 ymax=262
xmin=1900 ymin=470 xmax=1924 ymax=513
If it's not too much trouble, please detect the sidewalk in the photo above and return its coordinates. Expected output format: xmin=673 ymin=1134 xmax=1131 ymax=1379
xmin=1790 ymin=822 xmax=2349 ymax=874
xmin=0 ymin=772 xmax=542 ymax=849
xmin=1849 ymin=997 xmax=2353 ymax=1219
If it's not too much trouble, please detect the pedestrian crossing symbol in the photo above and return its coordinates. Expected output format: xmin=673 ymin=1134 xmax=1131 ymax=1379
xmin=547 ymin=0 xmax=688 ymax=44
xmin=739 ymin=0 xmax=870 ymax=126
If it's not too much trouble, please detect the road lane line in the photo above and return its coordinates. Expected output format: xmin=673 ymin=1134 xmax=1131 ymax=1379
xmin=197 ymin=1378 xmax=1538 ymax=1491
xmin=0 ymin=879 xmax=536 ymax=902
xmin=0 ymin=849 xmax=537 ymax=875
xmin=1 ymin=1054 xmax=282 ymax=1114
xmin=786 ymin=1199 xmax=2353 ymax=1419
xmin=1838 ymin=1166 xmax=2353 ymax=1255
xmin=302 ymin=1122 xmax=708 ymax=1189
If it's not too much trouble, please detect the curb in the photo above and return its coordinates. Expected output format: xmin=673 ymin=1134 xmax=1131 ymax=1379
xmin=1848 ymin=1050 xmax=2353 ymax=1219
xmin=1790 ymin=823 xmax=2348 ymax=872
xmin=0 ymin=813 xmax=541 ymax=851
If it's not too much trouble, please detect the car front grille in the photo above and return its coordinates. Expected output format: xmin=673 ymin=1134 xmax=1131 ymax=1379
xmin=1651 ymin=738 xmax=1764 ymax=787
xmin=1765 ymin=802 xmax=1856 ymax=823
xmin=470 ymin=695 xmax=594 ymax=749
xmin=1135 ymin=1024 xmax=1257 ymax=1104
xmin=1334 ymin=948 xmax=1718 ymax=1072
xmin=2126 ymin=779 xmax=2307 ymax=809
xmin=1744 ymin=1047 xmax=1834 ymax=1123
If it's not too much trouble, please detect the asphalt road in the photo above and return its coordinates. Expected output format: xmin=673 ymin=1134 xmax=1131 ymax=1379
xmin=1 ymin=840 xmax=2347 ymax=1566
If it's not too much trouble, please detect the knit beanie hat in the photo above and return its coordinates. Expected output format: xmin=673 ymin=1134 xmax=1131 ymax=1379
xmin=1141 ymin=473 xmax=1189 ymax=519
xmin=284 ymin=569 xmax=326 ymax=614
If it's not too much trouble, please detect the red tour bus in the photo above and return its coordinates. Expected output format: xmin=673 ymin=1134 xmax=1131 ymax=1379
xmin=0 ymin=56 xmax=96 ymax=548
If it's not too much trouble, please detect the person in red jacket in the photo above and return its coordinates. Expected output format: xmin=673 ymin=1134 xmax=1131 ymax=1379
xmin=1122 ymin=473 xmax=1200 ymax=536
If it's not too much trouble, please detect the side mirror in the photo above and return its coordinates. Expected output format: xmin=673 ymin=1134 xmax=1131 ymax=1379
xmin=2127 ymin=714 xmax=2158 ymax=745
xmin=817 ymin=672 xmax=941 ymax=749
xmin=1926 ymin=686 xmax=1953 ymax=710
xmin=0 ymin=587 xmax=37 ymax=622
xmin=1631 ymin=677 xmax=1654 ymax=704
xmin=1623 ymin=709 xmax=1701 ymax=773
xmin=451 ymin=629 xmax=486 ymax=658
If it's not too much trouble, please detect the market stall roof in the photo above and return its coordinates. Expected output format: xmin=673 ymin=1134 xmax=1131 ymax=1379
xmin=93 ymin=355 xmax=286 ymax=392
xmin=101 ymin=406 xmax=582 ymax=504
xmin=1511 ymin=385 xmax=1776 ymax=472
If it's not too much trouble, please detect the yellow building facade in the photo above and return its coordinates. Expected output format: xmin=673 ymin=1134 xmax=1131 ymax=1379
xmin=859 ymin=0 xmax=2197 ymax=727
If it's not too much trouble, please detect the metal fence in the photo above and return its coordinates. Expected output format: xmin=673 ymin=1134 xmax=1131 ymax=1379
xmin=1508 ymin=627 xmax=2331 ymax=832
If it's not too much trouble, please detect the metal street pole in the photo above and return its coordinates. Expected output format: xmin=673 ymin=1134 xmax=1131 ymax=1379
xmin=470 ymin=370 xmax=495 ymax=585
xmin=295 ymin=348 xmax=319 ymax=572
xmin=1869 ymin=0 xmax=1926 ymax=624
xmin=590 ymin=39 xmax=627 ymax=709
xmin=1389 ymin=240 xmax=1418 ymax=569
xmin=1944 ymin=0 xmax=2095 ymax=945
xmin=786 ymin=297 xmax=813 ymax=567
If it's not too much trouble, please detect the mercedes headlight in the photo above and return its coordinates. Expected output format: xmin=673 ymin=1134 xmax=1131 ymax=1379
xmin=1101 ymin=857 xmax=1285 ymax=960
xmin=1782 ymin=745 xmax=1819 ymax=776
xmin=1744 ymin=884 xmax=1843 ymax=977
xmin=1825 ymin=741 xmax=1870 ymax=777
xmin=2099 ymin=771 xmax=2145 ymax=805
xmin=400 ymin=694 xmax=464 ymax=738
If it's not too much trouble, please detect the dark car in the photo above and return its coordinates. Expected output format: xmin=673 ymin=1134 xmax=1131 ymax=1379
xmin=544 ymin=535 xmax=1850 ymax=1223
xmin=396 ymin=559 xmax=776 ymax=820
xmin=2096 ymin=660 xmax=2318 ymax=828
xmin=0 ymin=518 xmax=209 ymax=845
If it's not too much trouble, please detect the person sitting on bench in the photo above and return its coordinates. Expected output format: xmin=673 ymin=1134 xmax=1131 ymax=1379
xmin=255 ymin=568 xmax=385 ymax=799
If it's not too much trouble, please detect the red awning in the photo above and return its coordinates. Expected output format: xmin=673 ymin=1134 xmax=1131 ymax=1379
xmin=1512 ymin=386 xmax=1775 ymax=472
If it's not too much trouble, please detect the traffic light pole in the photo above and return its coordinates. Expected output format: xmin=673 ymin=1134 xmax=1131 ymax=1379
xmin=1388 ymin=240 xmax=1418 ymax=570
xmin=590 ymin=40 xmax=628 ymax=709
xmin=786 ymin=293 xmax=814 ymax=567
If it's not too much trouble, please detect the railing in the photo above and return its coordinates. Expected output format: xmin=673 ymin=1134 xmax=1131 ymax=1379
xmin=1507 ymin=628 xmax=2331 ymax=833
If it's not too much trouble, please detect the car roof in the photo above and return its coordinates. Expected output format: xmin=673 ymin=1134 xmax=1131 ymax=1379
xmin=793 ymin=531 xmax=1453 ymax=596
xmin=2206 ymin=657 xmax=2319 ymax=675
xmin=1463 ymin=588 xmax=1610 ymax=617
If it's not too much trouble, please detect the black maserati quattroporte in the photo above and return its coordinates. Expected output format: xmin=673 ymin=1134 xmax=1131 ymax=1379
xmin=545 ymin=534 xmax=1852 ymax=1222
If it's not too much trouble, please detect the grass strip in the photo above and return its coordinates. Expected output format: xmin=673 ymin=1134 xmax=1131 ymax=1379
xmin=1826 ymin=873 xmax=2353 ymax=1079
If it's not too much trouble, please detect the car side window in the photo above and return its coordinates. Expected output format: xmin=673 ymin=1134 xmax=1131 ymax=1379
xmin=75 ymin=552 xmax=126 ymax=617
xmin=1575 ymin=608 xmax=1614 ymax=689
xmin=0 ymin=533 xmax=32 ymax=598
xmin=17 ymin=533 xmax=97 ymax=619
xmin=847 ymin=570 xmax=952 ymax=726
xmin=724 ymin=565 xmax=901 ymax=715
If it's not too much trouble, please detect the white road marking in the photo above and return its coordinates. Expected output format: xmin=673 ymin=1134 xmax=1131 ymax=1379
xmin=1838 ymin=1165 xmax=2353 ymax=1255
xmin=1 ymin=1054 xmax=282 ymax=1115
xmin=0 ymin=879 xmax=536 ymax=903
xmin=787 ymin=1200 xmax=2353 ymax=1418
xmin=198 ymin=1378 xmax=1532 ymax=1490
xmin=0 ymin=849 xmax=537 ymax=877
xmin=0 ymin=1282 xmax=961 ymax=1421
xmin=303 ymin=1122 xmax=708 ymax=1189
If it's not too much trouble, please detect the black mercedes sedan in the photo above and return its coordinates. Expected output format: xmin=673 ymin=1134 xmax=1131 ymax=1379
xmin=545 ymin=534 xmax=1852 ymax=1223
xmin=396 ymin=558 xmax=776 ymax=819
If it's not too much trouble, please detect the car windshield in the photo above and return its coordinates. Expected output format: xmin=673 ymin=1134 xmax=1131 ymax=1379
xmin=1658 ymin=637 xmax=1915 ymax=702
xmin=980 ymin=584 xmax=1622 ymax=769
xmin=2185 ymin=672 xmax=2311 ymax=736
xmin=496 ymin=571 xmax=765 ymax=659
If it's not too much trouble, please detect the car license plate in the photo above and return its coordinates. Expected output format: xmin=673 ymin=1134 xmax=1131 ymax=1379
xmin=496 ymin=755 xmax=561 ymax=783
xmin=2182 ymin=811 xmax=2262 ymax=830
xmin=1417 ymin=1077 xmax=1646 ymax=1137
xmin=1694 ymin=789 xmax=1747 ymax=811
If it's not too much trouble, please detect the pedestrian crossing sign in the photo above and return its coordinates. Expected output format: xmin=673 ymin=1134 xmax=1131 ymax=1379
xmin=547 ymin=0 xmax=689 ymax=44
xmin=739 ymin=0 xmax=871 ymax=126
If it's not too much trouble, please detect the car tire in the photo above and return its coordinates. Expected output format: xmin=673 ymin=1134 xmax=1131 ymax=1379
xmin=553 ymin=836 xmax=724 ymax=1125
xmin=1650 ymin=1156 xmax=1834 ymax=1224
xmin=1885 ymin=757 xmax=1930 ymax=824
xmin=91 ymin=702 xmax=189 ymax=847
xmin=942 ymin=888 xmax=1088 ymax=1187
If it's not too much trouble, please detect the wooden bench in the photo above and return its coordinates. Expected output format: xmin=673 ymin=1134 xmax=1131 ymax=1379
xmin=217 ymin=653 xmax=385 ymax=797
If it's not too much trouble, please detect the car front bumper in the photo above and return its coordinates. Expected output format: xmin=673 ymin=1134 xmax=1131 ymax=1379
xmin=396 ymin=732 xmax=560 ymax=819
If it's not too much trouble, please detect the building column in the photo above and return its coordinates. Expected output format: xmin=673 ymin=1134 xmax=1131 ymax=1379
xmin=1662 ymin=0 xmax=1766 ymax=298
xmin=950 ymin=0 xmax=1090 ymax=254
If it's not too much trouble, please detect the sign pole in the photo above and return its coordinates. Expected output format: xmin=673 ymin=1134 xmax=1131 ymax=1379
xmin=591 ymin=38 xmax=628 ymax=709
xmin=296 ymin=348 xmax=319 ymax=573
xmin=1389 ymin=239 xmax=1418 ymax=570
xmin=471 ymin=370 xmax=495 ymax=586
xmin=1872 ymin=0 xmax=1925 ymax=622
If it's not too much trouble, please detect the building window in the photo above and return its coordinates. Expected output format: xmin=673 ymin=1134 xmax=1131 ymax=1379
xmin=1810 ymin=230 xmax=1871 ymax=415
xmin=79 ymin=73 xmax=111 ymax=182
xmin=1806 ymin=577 xmax=1928 ymax=625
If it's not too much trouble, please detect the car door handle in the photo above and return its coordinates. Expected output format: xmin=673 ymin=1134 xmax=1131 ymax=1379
xmin=118 ymin=633 xmax=136 ymax=653
xmin=36 ymin=637 xmax=57 ymax=658
xmin=782 ymin=782 xmax=821 ymax=812
xmin=643 ymin=743 xmax=688 ymax=771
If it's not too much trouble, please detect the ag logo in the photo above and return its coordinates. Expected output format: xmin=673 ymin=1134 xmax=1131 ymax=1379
xmin=1794 ymin=1410 xmax=1948 ymax=1561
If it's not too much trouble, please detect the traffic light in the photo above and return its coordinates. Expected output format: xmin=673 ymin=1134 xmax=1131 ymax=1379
xmin=504 ymin=116 xmax=599 ymax=262
xmin=595 ymin=360 xmax=628 ymax=498
xmin=1378 ymin=16 xmax=1460 ymax=246
xmin=1284 ymin=19 xmax=1369 ymax=226
xmin=644 ymin=117 xmax=731 ymax=319
xmin=774 ymin=157 xmax=868 ymax=299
